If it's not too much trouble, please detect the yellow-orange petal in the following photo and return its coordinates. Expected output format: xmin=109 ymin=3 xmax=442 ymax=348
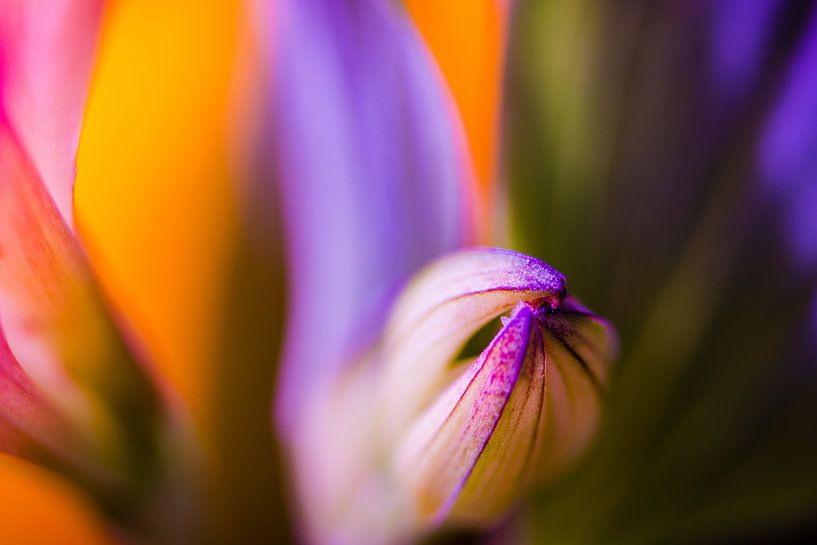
xmin=75 ymin=0 xmax=243 ymax=415
xmin=0 ymin=453 xmax=114 ymax=545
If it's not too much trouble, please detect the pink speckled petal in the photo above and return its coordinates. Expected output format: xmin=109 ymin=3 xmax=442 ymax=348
xmin=380 ymin=247 xmax=565 ymax=432
xmin=263 ymin=0 xmax=476 ymax=432
xmin=0 ymin=1 xmax=109 ymax=412
xmin=394 ymin=303 xmax=542 ymax=524
xmin=0 ymin=123 xmax=99 ymax=419
xmin=0 ymin=324 xmax=77 ymax=459
xmin=447 ymin=314 xmax=546 ymax=524
xmin=0 ymin=123 xmax=160 ymax=480
xmin=0 ymin=0 xmax=104 ymax=226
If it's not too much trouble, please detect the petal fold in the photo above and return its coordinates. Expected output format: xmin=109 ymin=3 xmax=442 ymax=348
xmin=259 ymin=0 xmax=476 ymax=431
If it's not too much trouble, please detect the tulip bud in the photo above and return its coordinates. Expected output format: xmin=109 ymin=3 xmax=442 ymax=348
xmin=381 ymin=248 xmax=616 ymax=529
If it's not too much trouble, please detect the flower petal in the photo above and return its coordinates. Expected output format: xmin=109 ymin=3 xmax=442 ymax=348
xmin=533 ymin=321 xmax=606 ymax=481
xmin=394 ymin=303 xmax=538 ymax=524
xmin=0 ymin=325 xmax=69 ymax=456
xmin=406 ymin=0 xmax=510 ymax=233
xmin=258 ymin=0 xmax=477 ymax=431
xmin=0 ymin=122 xmax=161 ymax=483
xmin=541 ymin=296 xmax=618 ymax=386
xmin=447 ymin=315 xmax=546 ymax=525
xmin=758 ymin=7 xmax=817 ymax=269
xmin=0 ymin=0 xmax=104 ymax=226
xmin=380 ymin=247 xmax=565 ymax=432
xmin=0 ymin=452 xmax=114 ymax=545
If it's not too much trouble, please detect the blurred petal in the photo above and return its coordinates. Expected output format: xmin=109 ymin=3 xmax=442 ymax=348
xmin=0 ymin=124 xmax=92 ymax=413
xmin=75 ymin=0 xmax=242 ymax=415
xmin=0 ymin=325 xmax=68 ymax=456
xmin=74 ymin=3 xmax=296 ymax=542
xmin=0 ymin=453 xmax=114 ymax=545
xmin=0 ymin=0 xmax=164 ymax=481
xmin=406 ymin=0 xmax=510 ymax=232
xmin=0 ymin=120 xmax=162 ymax=487
xmin=0 ymin=0 xmax=104 ymax=226
xmin=707 ymin=0 xmax=783 ymax=101
xmin=259 ymin=0 xmax=476 ymax=431
xmin=758 ymin=7 xmax=817 ymax=269
xmin=504 ymin=2 xmax=817 ymax=543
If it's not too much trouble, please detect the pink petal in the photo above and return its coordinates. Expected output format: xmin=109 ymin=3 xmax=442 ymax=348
xmin=0 ymin=323 xmax=74 ymax=459
xmin=0 ymin=123 xmax=92 ymax=416
xmin=0 ymin=122 xmax=160 ymax=480
xmin=0 ymin=0 xmax=104 ymax=225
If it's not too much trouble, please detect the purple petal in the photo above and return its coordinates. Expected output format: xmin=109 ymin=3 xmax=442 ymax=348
xmin=707 ymin=0 xmax=783 ymax=101
xmin=394 ymin=303 xmax=535 ymax=524
xmin=758 ymin=8 xmax=817 ymax=269
xmin=258 ymin=0 xmax=475 ymax=430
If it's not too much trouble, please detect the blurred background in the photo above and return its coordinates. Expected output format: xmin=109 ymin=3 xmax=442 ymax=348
xmin=502 ymin=1 xmax=817 ymax=544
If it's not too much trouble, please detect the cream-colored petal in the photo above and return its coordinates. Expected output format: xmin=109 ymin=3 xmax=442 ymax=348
xmin=380 ymin=248 xmax=564 ymax=435
xmin=394 ymin=304 xmax=539 ymax=525
xmin=533 ymin=322 xmax=606 ymax=481
xmin=448 ymin=322 xmax=546 ymax=525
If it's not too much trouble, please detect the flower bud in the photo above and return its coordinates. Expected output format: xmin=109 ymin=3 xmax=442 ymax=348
xmin=382 ymin=248 xmax=616 ymax=528
xmin=378 ymin=248 xmax=566 ymax=438
xmin=289 ymin=248 xmax=615 ymax=544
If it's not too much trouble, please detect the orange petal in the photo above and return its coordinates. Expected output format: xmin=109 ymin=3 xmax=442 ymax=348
xmin=74 ymin=0 xmax=243 ymax=416
xmin=406 ymin=0 xmax=509 ymax=234
xmin=0 ymin=453 xmax=114 ymax=545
